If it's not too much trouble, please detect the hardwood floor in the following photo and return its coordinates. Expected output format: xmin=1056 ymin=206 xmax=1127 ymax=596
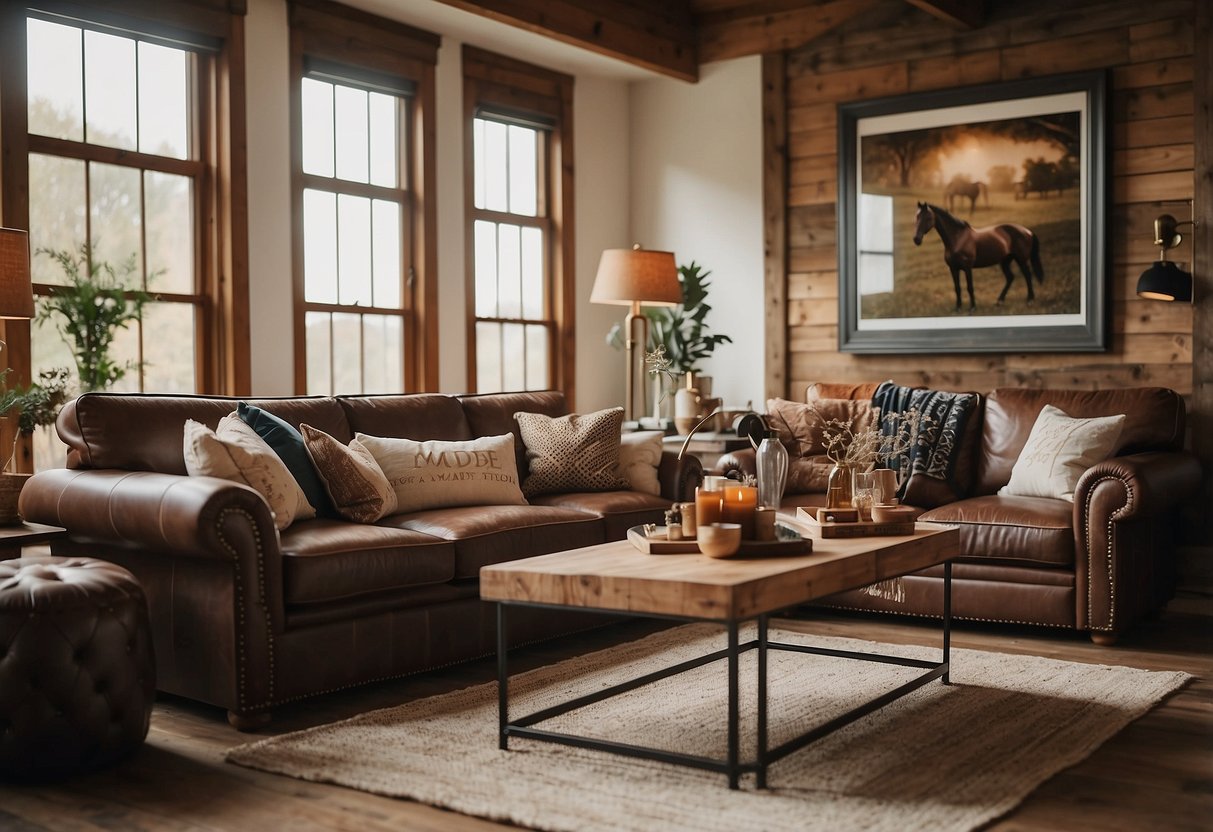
xmin=2 ymin=610 xmax=1210 ymax=831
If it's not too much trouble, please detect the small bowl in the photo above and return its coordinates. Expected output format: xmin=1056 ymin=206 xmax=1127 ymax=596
xmin=871 ymin=504 xmax=918 ymax=523
xmin=698 ymin=523 xmax=743 ymax=558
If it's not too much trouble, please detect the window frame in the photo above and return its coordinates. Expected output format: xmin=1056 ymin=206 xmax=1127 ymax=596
xmin=288 ymin=0 xmax=438 ymax=395
xmin=462 ymin=45 xmax=575 ymax=404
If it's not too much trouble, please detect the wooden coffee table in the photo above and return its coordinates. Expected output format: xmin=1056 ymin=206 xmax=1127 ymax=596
xmin=480 ymin=517 xmax=960 ymax=790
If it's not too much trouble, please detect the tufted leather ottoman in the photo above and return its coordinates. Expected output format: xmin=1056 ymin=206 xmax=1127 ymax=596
xmin=0 ymin=557 xmax=155 ymax=781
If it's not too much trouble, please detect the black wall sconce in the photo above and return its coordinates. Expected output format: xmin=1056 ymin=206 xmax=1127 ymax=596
xmin=1136 ymin=213 xmax=1194 ymax=302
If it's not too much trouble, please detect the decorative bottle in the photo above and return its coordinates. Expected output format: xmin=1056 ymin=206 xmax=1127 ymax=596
xmin=755 ymin=431 xmax=788 ymax=510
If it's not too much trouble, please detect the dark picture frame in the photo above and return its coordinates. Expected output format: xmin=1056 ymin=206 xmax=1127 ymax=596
xmin=837 ymin=71 xmax=1107 ymax=353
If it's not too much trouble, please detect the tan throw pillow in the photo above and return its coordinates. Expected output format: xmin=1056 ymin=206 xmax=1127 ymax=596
xmin=617 ymin=430 xmax=663 ymax=496
xmin=999 ymin=405 xmax=1126 ymax=501
xmin=183 ymin=415 xmax=315 ymax=529
xmin=515 ymin=407 xmax=628 ymax=498
xmin=766 ymin=397 xmax=876 ymax=458
xmin=300 ymin=424 xmax=397 ymax=523
xmin=356 ymin=433 xmax=526 ymax=513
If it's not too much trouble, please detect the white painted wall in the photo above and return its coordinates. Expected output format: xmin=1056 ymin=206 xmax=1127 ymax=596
xmin=242 ymin=0 xmax=633 ymax=403
xmin=629 ymin=58 xmax=765 ymax=411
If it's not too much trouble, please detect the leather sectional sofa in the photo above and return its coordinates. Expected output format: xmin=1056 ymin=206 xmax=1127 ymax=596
xmin=19 ymin=390 xmax=702 ymax=728
xmin=721 ymin=384 xmax=1202 ymax=644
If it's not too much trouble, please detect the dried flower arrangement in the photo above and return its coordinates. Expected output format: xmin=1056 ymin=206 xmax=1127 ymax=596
xmin=817 ymin=406 xmax=937 ymax=478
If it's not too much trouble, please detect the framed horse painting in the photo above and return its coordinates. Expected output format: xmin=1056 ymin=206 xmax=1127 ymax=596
xmin=837 ymin=71 xmax=1107 ymax=353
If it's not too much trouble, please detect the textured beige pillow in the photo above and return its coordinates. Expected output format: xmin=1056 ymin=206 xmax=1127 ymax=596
xmin=515 ymin=407 xmax=628 ymax=498
xmin=617 ymin=431 xmax=663 ymax=496
xmin=1000 ymin=405 xmax=1126 ymax=501
xmin=300 ymin=424 xmax=397 ymax=523
xmin=357 ymin=433 xmax=526 ymax=513
xmin=183 ymin=415 xmax=315 ymax=529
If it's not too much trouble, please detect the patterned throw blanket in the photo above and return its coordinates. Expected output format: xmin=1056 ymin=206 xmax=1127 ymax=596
xmin=871 ymin=380 xmax=977 ymax=504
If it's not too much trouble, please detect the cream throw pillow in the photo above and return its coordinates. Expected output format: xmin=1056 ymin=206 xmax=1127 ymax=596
xmin=515 ymin=407 xmax=628 ymax=498
xmin=356 ymin=433 xmax=526 ymax=513
xmin=617 ymin=431 xmax=663 ymax=496
xmin=300 ymin=425 xmax=398 ymax=523
xmin=999 ymin=405 xmax=1126 ymax=501
xmin=183 ymin=415 xmax=316 ymax=529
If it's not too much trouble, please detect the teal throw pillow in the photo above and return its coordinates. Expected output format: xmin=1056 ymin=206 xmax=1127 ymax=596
xmin=237 ymin=402 xmax=335 ymax=517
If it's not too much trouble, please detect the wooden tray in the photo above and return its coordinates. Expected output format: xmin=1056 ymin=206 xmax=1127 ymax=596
xmin=626 ymin=526 xmax=812 ymax=557
xmin=796 ymin=507 xmax=916 ymax=538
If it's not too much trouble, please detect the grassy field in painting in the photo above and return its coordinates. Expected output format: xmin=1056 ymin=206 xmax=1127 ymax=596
xmin=859 ymin=187 xmax=1081 ymax=319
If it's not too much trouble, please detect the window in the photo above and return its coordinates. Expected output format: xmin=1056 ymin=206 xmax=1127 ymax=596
xmin=463 ymin=47 xmax=574 ymax=400
xmin=26 ymin=15 xmax=205 ymax=395
xmin=290 ymin=0 xmax=438 ymax=394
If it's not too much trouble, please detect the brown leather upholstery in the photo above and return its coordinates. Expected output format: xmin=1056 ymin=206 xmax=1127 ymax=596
xmin=0 ymin=558 xmax=155 ymax=781
xmin=530 ymin=490 xmax=672 ymax=541
xmin=725 ymin=382 xmax=1200 ymax=641
xmin=22 ymin=388 xmax=704 ymax=724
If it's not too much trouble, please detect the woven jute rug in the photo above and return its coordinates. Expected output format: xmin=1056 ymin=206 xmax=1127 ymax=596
xmin=228 ymin=625 xmax=1189 ymax=832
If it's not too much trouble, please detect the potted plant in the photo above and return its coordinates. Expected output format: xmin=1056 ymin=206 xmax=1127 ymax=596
xmin=37 ymin=244 xmax=153 ymax=392
xmin=608 ymin=261 xmax=731 ymax=425
xmin=0 ymin=367 xmax=71 ymax=523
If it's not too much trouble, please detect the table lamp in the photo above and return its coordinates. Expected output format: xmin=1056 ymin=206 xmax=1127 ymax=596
xmin=591 ymin=244 xmax=681 ymax=421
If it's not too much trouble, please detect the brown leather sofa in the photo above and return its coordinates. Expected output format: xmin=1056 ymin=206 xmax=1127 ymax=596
xmin=18 ymin=390 xmax=702 ymax=728
xmin=720 ymin=384 xmax=1202 ymax=644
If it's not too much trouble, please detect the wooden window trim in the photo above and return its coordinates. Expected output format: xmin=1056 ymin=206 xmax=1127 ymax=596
xmin=463 ymin=45 xmax=575 ymax=406
xmin=0 ymin=1 xmax=249 ymax=409
xmin=288 ymin=0 xmax=438 ymax=394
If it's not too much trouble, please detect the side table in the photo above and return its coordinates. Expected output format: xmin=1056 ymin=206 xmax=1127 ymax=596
xmin=0 ymin=521 xmax=68 ymax=559
xmin=662 ymin=432 xmax=749 ymax=472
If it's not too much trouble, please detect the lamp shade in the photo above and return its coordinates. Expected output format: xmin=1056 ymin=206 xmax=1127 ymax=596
xmin=0 ymin=228 xmax=35 ymax=320
xmin=1136 ymin=260 xmax=1192 ymax=303
xmin=590 ymin=247 xmax=681 ymax=307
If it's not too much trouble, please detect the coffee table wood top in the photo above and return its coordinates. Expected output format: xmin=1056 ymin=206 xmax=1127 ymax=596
xmin=480 ymin=519 xmax=958 ymax=621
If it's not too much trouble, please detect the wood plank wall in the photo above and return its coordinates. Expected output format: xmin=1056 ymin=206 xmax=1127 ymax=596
xmin=774 ymin=0 xmax=1196 ymax=399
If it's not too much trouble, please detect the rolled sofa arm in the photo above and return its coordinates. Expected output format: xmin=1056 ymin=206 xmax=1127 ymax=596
xmin=19 ymin=468 xmax=280 ymax=561
xmin=1073 ymin=451 xmax=1202 ymax=637
xmin=658 ymin=450 xmax=703 ymax=503
xmin=717 ymin=448 xmax=756 ymax=481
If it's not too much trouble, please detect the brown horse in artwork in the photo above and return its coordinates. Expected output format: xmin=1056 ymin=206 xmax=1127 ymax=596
xmin=912 ymin=202 xmax=1044 ymax=311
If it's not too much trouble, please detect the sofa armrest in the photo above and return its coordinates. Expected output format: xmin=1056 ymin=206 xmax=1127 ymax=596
xmin=717 ymin=448 xmax=755 ymax=480
xmin=1073 ymin=451 xmax=1202 ymax=637
xmin=19 ymin=468 xmax=281 ymax=561
xmin=658 ymin=450 xmax=703 ymax=502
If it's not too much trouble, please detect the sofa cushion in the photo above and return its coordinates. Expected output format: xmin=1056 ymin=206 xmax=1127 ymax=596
xmin=301 ymin=425 xmax=397 ymax=523
xmin=183 ymin=416 xmax=314 ymax=529
xmin=338 ymin=394 xmax=474 ymax=441
xmin=384 ymin=505 xmax=602 ymax=579
xmin=767 ymin=396 xmax=876 ymax=459
xmin=530 ymin=490 xmax=670 ymax=541
xmin=279 ymin=520 xmax=454 ymax=605
xmin=239 ymin=402 xmax=336 ymax=517
xmin=617 ymin=431 xmax=663 ymax=496
xmin=515 ymin=407 xmax=628 ymax=497
xmin=918 ymin=495 xmax=1074 ymax=567
xmin=459 ymin=390 xmax=568 ymax=476
xmin=1000 ymin=406 xmax=1125 ymax=501
xmin=357 ymin=433 xmax=527 ymax=513
xmin=976 ymin=387 xmax=1186 ymax=495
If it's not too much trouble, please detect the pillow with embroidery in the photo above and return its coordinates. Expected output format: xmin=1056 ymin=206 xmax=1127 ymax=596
xmin=999 ymin=405 xmax=1125 ymax=501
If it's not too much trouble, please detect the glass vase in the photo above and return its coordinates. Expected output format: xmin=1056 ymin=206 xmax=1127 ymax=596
xmin=826 ymin=462 xmax=856 ymax=508
xmin=755 ymin=436 xmax=788 ymax=509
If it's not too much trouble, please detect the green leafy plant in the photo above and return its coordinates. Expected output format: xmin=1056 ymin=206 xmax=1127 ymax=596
xmin=0 ymin=367 xmax=72 ymax=471
xmin=36 ymin=244 xmax=154 ymax=392
xmin=608 ymin=261 xmax=732 ymax=374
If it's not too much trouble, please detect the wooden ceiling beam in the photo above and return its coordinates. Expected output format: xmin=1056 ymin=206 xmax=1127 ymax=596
xmin=902 ymin=0 xmax=984 ymax=29
xmin=696 ymin=0 xmax=881 ymax=64
xmin=430 ymin=0 xmax=698 ymax=82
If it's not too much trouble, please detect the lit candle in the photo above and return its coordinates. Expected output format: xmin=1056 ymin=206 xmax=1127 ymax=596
xmin=696 ymin=484 xmax=724 ymax=528
xmin=722 ymin=483 xmax=758 ymax=539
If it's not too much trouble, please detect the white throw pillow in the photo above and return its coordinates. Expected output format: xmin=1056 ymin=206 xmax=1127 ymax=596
xmin=183 ymin=415 xmax=316 ymax=529
xmin=617 ymin=431 xmax=663 ymax=496
xmin=999 ymin=405 xmax=1126 ymax=501
xmin=356 ymin=433 xmax=527 ymax=513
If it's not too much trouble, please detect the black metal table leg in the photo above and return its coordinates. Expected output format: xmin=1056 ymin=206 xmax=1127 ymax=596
xmin=757 ymin=614 xmax=769 ymax=789
xmin=497 ymin=603 xmax=509 ymax=749
xmin=727 ymin=621 xmax=740 ymax=790
xmin=942 ymin=560 xmax=952 ymax=685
